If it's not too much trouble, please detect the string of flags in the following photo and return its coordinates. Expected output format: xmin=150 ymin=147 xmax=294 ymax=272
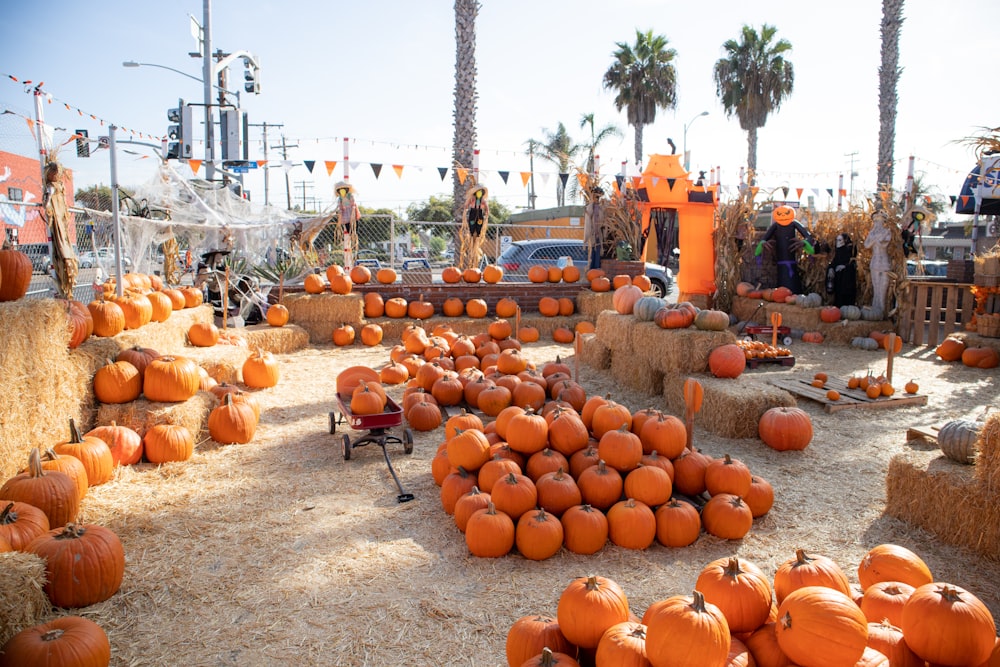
xmin=3 ymin=70 xmax=985 ymax=205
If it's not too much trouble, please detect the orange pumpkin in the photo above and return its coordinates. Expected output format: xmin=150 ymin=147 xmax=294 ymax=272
xmin=935 ymin=337 xmax=966 ymax=362
xmin=376 ymin=267 xmax=398 ymax=284
xmin=962 ymin=346 xmax=1000 ymax=368
xmin=441 ymin=266 xmax=462 ymax=283
xmin=349 ymin=265 xmax=371 ymax=284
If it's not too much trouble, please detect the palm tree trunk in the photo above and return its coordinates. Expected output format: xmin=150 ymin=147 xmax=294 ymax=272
xmin=634 ymin=123 xmax=644 ymax=169
xmin=877 ymin=0 xmax=904 ymax=192
xmin=746 ymin=126 xmax=758 ymax=184
xmin=453 ymin=0 xmax=478 ymax=223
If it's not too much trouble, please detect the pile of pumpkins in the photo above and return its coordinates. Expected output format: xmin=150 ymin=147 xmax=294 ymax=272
xmin=734 ymin=282 xmax=881 ymax=322
xmin=613 ymin=284 xmax=731 ymax=332
xmin=502 ymin=544 xmax=999 ymax=667
xmin=935 ymin=336 xmax=1000 ymax=369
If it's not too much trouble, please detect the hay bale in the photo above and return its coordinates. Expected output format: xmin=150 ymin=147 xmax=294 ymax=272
xmin=644 ymin=326 xmax=735 ymax=374
xmin=577 ymin=290 xmax=614 ymax=319
xmin=819 ymin=320 xmax=892 ymax=345
xmin=240 ymin=324 xmax=310 ymax=354
xmin=96 ymin=391 xmax=215 ymax=438
xmin=595 ymin=311 xmax=635 ymax=351
xmin=663 ymin=372 xmax=796 ymax=439
xmin=975 ymin=410 xmax=1000 ymax=498
xmin=886 ymin=448 xmax=1000 ymax=560
xmin=611 ymin=350 xmax=664 ymax=395
xmin=0 ymin=551 xmax=50 ymax=645
xmin=285 ymin=293 xmax=364 ymax=343
xmin=0 ymin=300 xmax=90 ymax=480
xmin=579 ymin=333 xmax=610 ymax=369
xmin=183 ymin=345 xmax=250 ymax=384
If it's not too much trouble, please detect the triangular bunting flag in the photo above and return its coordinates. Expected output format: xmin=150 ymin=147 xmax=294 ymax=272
xmin=438 ymin=167 xmax=449 ymax=181
xmin=666 ymin=178 xmax=676 ymax=190
xmin=282 ymin=160 xmax=294 ymax=172
xmin=324 ymin=160 xmax=338 ymax=176
xmin=960 ymin=195 xmax=969 ymax=207
xmin=826 ymin=188 xmax=834 ymax=198
xmin=456 ymin=167 xmax=468 ymax=185
xmin=304 ymin=160 xmax=315 ymax=173
xmin=392 ymin=164 xmax=404 ymax=179
xmin=539 ymin=173 xmax=551 ymax=188
xmin=615 ymin=174 xmax=625 ymax=191
xmin=189 ymin=159 xmax=202 ymax=174
xmin=950 ymin=195 xmax=958 ymax=205
xmin=520 ymin=172 xmax=531 ymax=187
xmin=781 ymin=187 xmax=789 ymax=198
xmin=498 ymin=170 xmax=509 ymax=184
xmin=350 ymin=161 xmax=361 ymax=172
xmin=371 ymin=163 xmax=383 ymax=179
xmin=631 ymin=176 xmax=642 ymax=189
xmin=257 ymin=160 xmax=267 ymax=168
xmin=750 ymin=186 xmax=760 ymax=199
xmin=576 ymin=173 xmax=587 ymax=188
xmin=839 ymin=189 xmax=847 ymax=197
xmin=796 ymin=188 xmax=804 ymax=199
xmin=559 ymin=172 xmax=569 ymax=189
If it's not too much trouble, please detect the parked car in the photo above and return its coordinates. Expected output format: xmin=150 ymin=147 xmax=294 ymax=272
xmin=18 ymin=243 xmax=52 ymax=274
xmin=496 ymin=239 xmax=673 ymax=297
xmin=906 ymin=259 xmax=948 ymax=277
xmin=78 ymin=247 xmax=132 ymax=269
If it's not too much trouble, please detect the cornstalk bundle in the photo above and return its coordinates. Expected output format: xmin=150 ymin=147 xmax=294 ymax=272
xmin=714 ymin=194 xmax=758 ymax=312
xmin=598 ymin=189 xmax=645 ymax=260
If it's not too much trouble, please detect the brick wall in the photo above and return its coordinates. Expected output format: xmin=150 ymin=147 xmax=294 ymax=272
xmin=350 ymin=281 xmax=588 ymax=314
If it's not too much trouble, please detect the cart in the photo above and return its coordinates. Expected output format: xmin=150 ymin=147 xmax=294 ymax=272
xmin=738 ymin=303 xmax=793 ymax=346
xmin=330 ymin=394 xmax=415 ymax=503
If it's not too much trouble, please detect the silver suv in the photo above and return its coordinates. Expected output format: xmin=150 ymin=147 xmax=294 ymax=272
xmin=496 ymin=239 xmax=672 ymax=297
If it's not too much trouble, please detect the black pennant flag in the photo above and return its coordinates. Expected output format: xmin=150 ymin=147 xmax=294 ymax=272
xmin=370 ymin=163 xmax=383 ymax=179
xmin=438 ymin=167 xmax=449 ymax=181
xmin=303 ymin=160 xmax=315 ymax=173
xmin=559 ymin=172 xmax=569 ymax=188
xmin=615 ymin=175 xmax=625 ymax=191
xmin=666 ymin=178 xmax=676 ymax=190
xmin=498 ymin=170 xmax=509 ymax=184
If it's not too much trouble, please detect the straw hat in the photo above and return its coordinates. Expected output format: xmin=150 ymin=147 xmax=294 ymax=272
xmin=334 ymin=181 xmax=355 ymax=196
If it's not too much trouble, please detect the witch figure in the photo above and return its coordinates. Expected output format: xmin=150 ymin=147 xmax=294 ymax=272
xmin=826 ymin=233 xmax=857 ymax=307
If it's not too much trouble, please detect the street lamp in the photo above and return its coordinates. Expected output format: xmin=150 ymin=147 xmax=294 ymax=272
xmin=683 ymin=111 xmax=709 ymax=172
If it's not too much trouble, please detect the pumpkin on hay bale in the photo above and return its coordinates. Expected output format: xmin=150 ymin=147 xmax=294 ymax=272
xmin=96 ymin=391 xmax=214 ymax=440
xmin=662 ymin=373 xmax=796 ymax=439
xmin=708 ymin=343 xmax=746 ymax=379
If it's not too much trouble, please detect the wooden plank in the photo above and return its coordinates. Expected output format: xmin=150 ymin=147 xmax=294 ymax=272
xmin=770 ymin=374 xmax=929 ymax=413
xmin=944 ymin=285 xmax=960 ymax=338
xmin=906 ymin=424 xmax=941 ymax=442
xmin=912 ymin=284 xmax=928 ymax=346
xmin=746 ymin=355 xmax=796 ymax=370
xmin=899 ymin=288 xmax=914 ymax=344
xmin=927 ymin=285 xmax=942 ymax=346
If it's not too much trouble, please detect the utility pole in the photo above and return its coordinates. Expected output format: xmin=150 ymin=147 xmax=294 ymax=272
xmin=248 ymin=121 xmax=282 ymax=206
xmin=294 ymin=180 xmax=313 ymax=211
xmin=271 ymin=134 xmax=298 ymax=210
xmin=527 ymin=140 xmax=537 ymax=210
xmin=845 ymin=151 xmax=859 ymax=200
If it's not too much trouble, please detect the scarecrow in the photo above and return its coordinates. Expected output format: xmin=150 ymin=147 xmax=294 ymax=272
xmin=335 ymin=181 xmax=360 ymax=268
xmin=900 ymin=200 xmax=935 ymax=257
xmin=42 ymin=160 xmax=78 ymax=298
xmin=457 ymin=182 xmax=489 ymax=270
xmin=755 ymin=204 xmax=816 ymax=293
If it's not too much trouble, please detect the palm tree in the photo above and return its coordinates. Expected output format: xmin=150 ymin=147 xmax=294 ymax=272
xmin=579 ymin=113 xmax=623 ymax=174
xmin=603 ymin=29 xmax=678 ymax=168
xmin=532 ymin=123 xmax=584 ymax=206
xmin=713 ymin=24 xmax=794 ymax=182
xmin=452 ymin=0 xmax=478 ymax=223
xmin=877 ymin=0 xmax=904 ymax=191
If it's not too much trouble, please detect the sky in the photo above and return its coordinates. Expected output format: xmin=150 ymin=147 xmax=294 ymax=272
xmin=1 ymin=0 xmax=997 ymax=219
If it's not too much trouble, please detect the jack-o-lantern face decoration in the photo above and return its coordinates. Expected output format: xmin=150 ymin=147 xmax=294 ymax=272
xmin=772 ymin=205 xmax=796 ymax=226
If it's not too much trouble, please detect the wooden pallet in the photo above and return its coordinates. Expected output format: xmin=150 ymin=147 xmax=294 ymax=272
xmin=769 ymin=374 xmax=929 ymax=413
xmin=747 ymin=355 xmax=796 ymax=370
xmin=905 ymin=424 xmax=941 ymax=443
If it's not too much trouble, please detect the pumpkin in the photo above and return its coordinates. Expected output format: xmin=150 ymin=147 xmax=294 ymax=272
xmin=263 ymin=303 xmax=289 ymax=327
xmin=407 ymin=400 xmax=443 ymax=431
xmin=857 ymin=543 xmax=933 ymax=590
xmin=143 ymin=423 xmax=195 ymax=462
xmin=633 ymin=296 xmax=667 ymax=322
xmin=329 ymin=273 xmax=353 ymax=294
xmin=53 ymin=419 xmax=113 ymax=487
xmin=744 ymin=475 xmax=774 ymax=518
xmin=653 ymin=305 xmax=694 ymax=329
xmin=612 ymin=284 xmax=644 ymax=315
xmin=840 ymin=304 xmax=861 ymax=320
xmin=962 ymin=346 xmax=1000 ymax=368
xmin=654 ymin=497 xmax=701 ymax=547
xmin=758 ymin=406 xmax=813 ymax=451
xmin=408 ymin=298 xmax=435 ymax=320
xmin=701 ymin=493 xmax=753 ymax=540
xmin=606 ymin=498 xmax=656 ymax=550
xmin=820 ymin=306 xmax=842 ymax=323
xmin=935 ymin=337 xmax=966 ymax=361
xmin=441 ymin=266 xmax=462 ymax=283
xmin=594 ymin=622 xmax=648 ymax=666
xmin=590 ymin=275 xmax=611 ymax=292
xmin=801 ymin=331 xmax=825 ymax=344
xmin=622 ymin=465 xmax=671 ymax=508
xmin=773 ymin=548 xmax=852 ymax=605
xmin=696 ymin=556 xmax=773 ymax=634
xmin=462 ymin=268 xmax=482 ymax=283
xmin=770 ymin=286 xmax=792 ymax=303
xmin=88 ymin=297 xmax=126 ymax=337
xmin=384 ymin=297 xmax=408 ymax=318
xmin=242 ymin=349 xmax=280 ymax=388
xmin=348 ymin=264 xmax=371 ymax=284
xmin=180 ymin=286 xmax=204 ymax=308
xmin=860 ymin=580 xmax=914 ymax=626
xmin=93 ymin=358 xmax=142 ymax=404
xmin=332 ymin=324 xmax=356 ymax=346
xmin=143 ymin=355 xmax=201 ymax=402
xmin=26 ymin=522 xmax=125 ymax=608
xmin=851 ymin=336 xmax=880 ymax=351
xmin=527 ymin=265 xmax=548 ymax=283
xmin=514 ymin=507 xmax=564 ymax=560
xmin=704 ymin=453 xmax=752 ymax=497
xmin=557 ymin=574 xmax=631 ymax=650
xmin=481 ymin=264 xmax=503 ymax=283
xmin=0 ymin=615 xmax=110 ymax=667
xmin=775 ymin=586 xmax=869 ymax=667
xmin=598 ymin=425 xmax=643 ymax=473
xmin=546 ymin=265 xmax=564 ymax=283
xmin=735 ymin=282 xmax=755 ymax=297
xmin=708 ymin=344 xmax=746 ymax=379
xmin=0 ymin=500 xmax=50 ymax=551
xmin=466 ymin=298 xmax=488 ymax=318
xmin=900 ymin=583 xmax=996 ymax=666
xmin=937 ymin=418 xmax=982 ymax=464
xmin=562 ymin=261 xmax=581 ymax=283
xmin=208 ymin=393 xmax=258 ymax=444
xmin=0 ymin=449 xmax=79 ymax=528
xmin=506 ymin=615 xmax=575 ymax=667
xmin=376 ymin=267 xmax=397 ymax=284
xmin=644 ymin=590 xmax=731 ymax=667
xmin=465 ymin=501 xmax=515 ymax=557
xmin=693 ymin=309 xmax=730 ymax=331
xmin=85 ymin=421 xmax=143 ymax=466
xmin=904 ymin=379 xmax=919 ymax=394
xmin=188 ymin=321 xmax=220 ymax=347
xmin=0 ymin=248 xmax=32 ymax=301
xmin=36 ymin=449 xmax=88 ymax=501
xmin=303 ymin=273 xmax=325 ymax=293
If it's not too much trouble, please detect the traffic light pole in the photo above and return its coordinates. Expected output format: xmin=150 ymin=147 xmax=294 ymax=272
xmin=201 ymin=0 xmax=215 ymax=181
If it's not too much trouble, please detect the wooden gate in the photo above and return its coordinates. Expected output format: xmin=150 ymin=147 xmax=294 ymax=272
xmin=898 ymin=281 xmax=975 ymax=346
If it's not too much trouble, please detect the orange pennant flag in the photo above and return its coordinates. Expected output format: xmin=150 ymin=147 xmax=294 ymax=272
xmin=325 ymin=160 xmax=338 ymax=177
xmin=576 ymin=173 xmax=588 ymax=189
xmin=520 ymin=172 xmax=531 ymax=187
xmin=612 ymin=179 xmax=621 ymax=196
xmin=392 ymin=164 xmax=404 ymax=179
xmin=188 ymin=159 xmax=202 ymax=174
xmin=750 ymin=186 xmax=760 ymax=199
xmin=796 ymin=188 xmax=804 ymax=199
xmin=456 ymin=167 xmax=468 ymax=185
xmin=839 ymin=189 xmax=847 ymax=197
xmin=257 ymin=160 xmax=267 ymax=168
xmin=879 ymin=190 xmax=891 ymax=203
xmin=631 ymin=176 xmax=642 ymax=190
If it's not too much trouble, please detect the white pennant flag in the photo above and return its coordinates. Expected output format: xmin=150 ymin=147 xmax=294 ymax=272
xmin=281 ymin=160 xmax=294 ymax=172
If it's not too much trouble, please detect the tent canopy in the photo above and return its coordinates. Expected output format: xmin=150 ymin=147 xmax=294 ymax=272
xmin=956 ymin=154 xmax=1000 ymax=215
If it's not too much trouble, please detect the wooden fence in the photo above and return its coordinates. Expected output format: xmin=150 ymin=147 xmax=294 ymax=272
xmin=897 ymin=280 xmax=975 ymax=346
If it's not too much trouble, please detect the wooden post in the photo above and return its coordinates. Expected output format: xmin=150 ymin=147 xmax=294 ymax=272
xmin=885 ymin=332 xmax=896 ymax=384
xmin=574 ymin=332 xmax=580 ymax=382
xmin=222 ymin=266 xmax=230 ymax=330
xmin=515 ymin=306 xmax=521 ymax=343
xmin=771 ymin=312 xmax=782 ymax=349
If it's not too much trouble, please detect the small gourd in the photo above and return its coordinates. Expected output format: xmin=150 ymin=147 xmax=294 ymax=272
xmin=937 ymin=419 xmax=982 ymax=464
xmin=851 ymin=336 xmax=880 ymax=351
xmin=840 ymin=305 xmax=862 ymax=320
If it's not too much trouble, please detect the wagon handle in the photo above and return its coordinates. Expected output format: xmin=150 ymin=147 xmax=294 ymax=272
xmin=770 ymin=312 xmax=782 ymax=348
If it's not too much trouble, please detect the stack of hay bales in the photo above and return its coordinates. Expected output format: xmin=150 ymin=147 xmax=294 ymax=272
xmin=885 ymin=411 xmax=1000 ymax=559
xmin=284 ymin=292 xmax=364 ymax=343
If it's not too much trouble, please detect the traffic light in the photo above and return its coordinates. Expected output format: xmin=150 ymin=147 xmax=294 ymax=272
xmin=243 ymin=59 xmax=261 ymax=94
xmin=75 ymin=129 xmax=90 ymax=158
xmin=166 ymin=99 xmax=193 ymax=160
xmin=220 ymin=108 xmax=243 ymax=160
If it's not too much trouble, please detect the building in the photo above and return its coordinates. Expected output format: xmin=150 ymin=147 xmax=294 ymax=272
xmin=0 ymin=149 xmax=75 ymax=245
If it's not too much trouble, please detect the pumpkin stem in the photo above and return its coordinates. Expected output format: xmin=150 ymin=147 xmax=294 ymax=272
xmin=584 ymin=575 xmax=601 ymax=591
xmin=40 ymin=629 xmax=66 ymax=642
xmin=26 ymin=448 xmax=44 ymax=477
xmin=793 ymin=548 xmax=812 ymax=566
xmin=68 ymin=418 xmax=83 ymax=444
xmin=538 ymin=647 xmax=556 ymax=667
xmin=54 ymin=523 xmax=86 ymax=540
xmin=0 ymin=502 xmax=14 ymax=523
xmin=690 ymin=590 xmax=709 ymax=612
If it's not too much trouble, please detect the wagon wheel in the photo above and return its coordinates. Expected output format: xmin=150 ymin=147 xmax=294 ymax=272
xmin=329 ymin=411 xmax=339 ymax=434
xmin=782 ymin=336 xmax=793 ymax=346
xmin=402 ymin=428 xmax=414 ymax=455
xmin=342 ymin=434 xmax=352 ymax=460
